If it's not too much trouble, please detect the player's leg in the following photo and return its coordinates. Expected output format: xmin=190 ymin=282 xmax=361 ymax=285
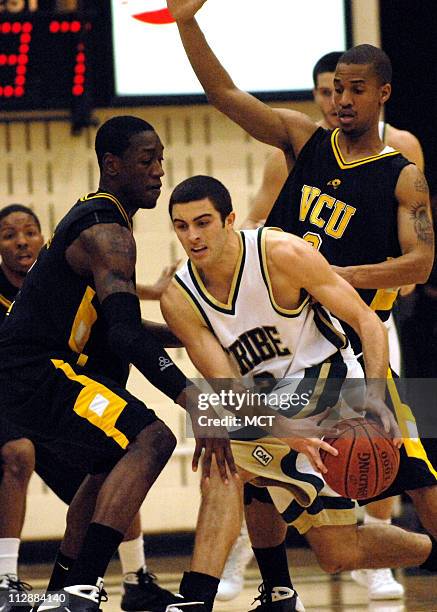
xmin=406 ymin=484 xmax=437 ymax=540
xmin=351 ymin=497 xmax=405 ymax=600
xmin=24 ymin=364 xmax=177 ymax=612
xmin=306 ymin=522 xmax=433 ymax=573
xmin=178 ymin=457 xmax=245 ymax=612
xmin=244 ymin=487 xmax=304 ymax=612
xmin=216 ymin=520 xmax=253 ymax=602
xmin=0 ymin=437 xmax=35 ymax=607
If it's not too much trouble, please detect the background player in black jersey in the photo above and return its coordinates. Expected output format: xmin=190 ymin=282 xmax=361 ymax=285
xmin=238 ymin=49 xmax=427 ymax=601
xmin=0 ymin=116 xmax=237 ymax=612
xmin=166 ymin=0 xmax=436 ymax=607
xmin=0 ymin=204 xmax=187 ymax=611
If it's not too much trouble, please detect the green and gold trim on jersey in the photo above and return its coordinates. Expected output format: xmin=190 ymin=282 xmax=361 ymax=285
xmin=0 ymin=294 xmax=12 ymax=311
xmin=257 ymin=227 xmax=310 ymax=318
xmin=331 ymin=128 xmax=400 ymax=170
xmin=187 ymin=231 xmax=246 ymax=315
xmin=172 ymin=276 xmax=215 ymax=335
xmin=79 ymin=191 xmax=132 ymax=232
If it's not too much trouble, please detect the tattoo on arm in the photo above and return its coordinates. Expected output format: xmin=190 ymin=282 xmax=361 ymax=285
xmin=410 ymin=202 xmax=434 ymax=246
xmin=414 ymin=175 xmax=429 ymax=194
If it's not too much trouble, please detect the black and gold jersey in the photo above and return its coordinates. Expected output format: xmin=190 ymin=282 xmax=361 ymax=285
xmin=266 ymin=127 xmax=411 ymax=352
xmin=0 ymin=191 xmax=132 ymax=383
xmin=0 ymin=267 xmax=17 ymax=325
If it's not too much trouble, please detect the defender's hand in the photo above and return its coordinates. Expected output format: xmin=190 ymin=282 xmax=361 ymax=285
xmin=362 ymin=395 xmax=403 ymax=447
xmin=167 ymin=0 xmax=207 ymax=22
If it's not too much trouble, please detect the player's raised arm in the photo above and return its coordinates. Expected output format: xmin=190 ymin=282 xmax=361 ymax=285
xmin=167 ymin=0 xmax=317 ymax=157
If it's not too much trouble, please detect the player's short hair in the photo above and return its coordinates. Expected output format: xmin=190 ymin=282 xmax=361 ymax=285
xmin=169 ymin=175 xmax=233 ymax=224
xmin=95 ymin=115 xmax=156 ymax=169
xmin=338 ymin=44 xmax=392 ymax=84
xmin=0 ymin=204 xmax=41 ymax=231
xmin=312 ymin=51 xmax=343 ymax=87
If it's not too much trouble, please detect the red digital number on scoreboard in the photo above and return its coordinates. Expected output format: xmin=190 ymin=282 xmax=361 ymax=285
xmin=0 ymin=19 xmax=90 ymax=99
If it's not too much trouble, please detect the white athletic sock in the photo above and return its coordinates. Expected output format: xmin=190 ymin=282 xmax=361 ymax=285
xmin=0 ymin=538 xmax=20 ymax=577
xmin=118 ymin=535 xmax=146 ymax=576
xmin=364 ymin=512 xmax=391 ymax=526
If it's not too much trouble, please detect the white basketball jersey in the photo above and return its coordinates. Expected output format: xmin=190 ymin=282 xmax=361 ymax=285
xmin=174 ymin=228 xmax=354 ymax=384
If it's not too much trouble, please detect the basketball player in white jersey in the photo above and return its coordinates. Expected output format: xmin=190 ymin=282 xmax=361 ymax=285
xmin=159 ymin=175 xmax=437 ymax=612
xmin=240 ymin=50 xmax=425 ymax=600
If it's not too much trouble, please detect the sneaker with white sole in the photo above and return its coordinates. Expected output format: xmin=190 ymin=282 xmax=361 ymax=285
xmin=0 ymin=574 xmax=32 ymax=612
xmin=36 ymin=578 xmax=106 ymax=611
xmin=216 ymin=532 xmax=254 ymax=601
xmin=251 ymin=584 xmax=305 ymax=611
xmin=351 ymin=569 xmax=405 ymax=600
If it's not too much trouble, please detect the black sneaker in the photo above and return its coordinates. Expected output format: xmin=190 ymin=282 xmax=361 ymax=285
xmin=121 ymin=569 xmax=179 ymax=611
xmin=0 ymin=574 xmax=32 ymax=612
xmin=250 ymin=584 xmax=305 ymax=611
xmin=35 ymin=579 xmax=106 ymax=611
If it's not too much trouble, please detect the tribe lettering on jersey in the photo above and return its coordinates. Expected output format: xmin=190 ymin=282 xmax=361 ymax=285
xmin=266 ymin=127 xmax=411 ymax=351
xmin=174 ymin=228 xmax=350 ymax=381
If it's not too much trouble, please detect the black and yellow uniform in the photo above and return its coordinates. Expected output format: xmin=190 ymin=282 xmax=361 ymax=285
xmin=266 ymin=127 xmax=437 ymax=500
xmin=0 ymin=267 xmax=86 ymax=500
xmin=0 ymin=192 xmax=159 ymax=475
xmin=267 ymin=127 xmax=410 ymax=351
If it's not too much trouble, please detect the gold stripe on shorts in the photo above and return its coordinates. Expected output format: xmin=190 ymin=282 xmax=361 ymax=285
xmin=51 ymin=359 xmax=129 ymax=449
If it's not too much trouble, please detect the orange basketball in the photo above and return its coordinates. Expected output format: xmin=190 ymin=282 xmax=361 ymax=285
xmin=320 ymin=417 xmax=400 ymax=500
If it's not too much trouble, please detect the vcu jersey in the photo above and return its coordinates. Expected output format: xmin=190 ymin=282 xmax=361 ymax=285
xmin=0 ymin=191 xmax=132 ymax=384
xmin=175 ymin=227 xmax=355 ymax=383
xmin=266 ymin=127 xmax=411 ymax=352
xmin=0 ymin=267 xmax=17 ymax=324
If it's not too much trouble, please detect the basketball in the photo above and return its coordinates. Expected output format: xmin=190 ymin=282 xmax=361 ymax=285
xmin=320 ymin=417 xmax=400 ymax=500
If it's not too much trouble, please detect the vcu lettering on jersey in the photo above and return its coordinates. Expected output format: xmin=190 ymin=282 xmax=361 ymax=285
xmin=266 ymin=127 xmax=411 ymax=352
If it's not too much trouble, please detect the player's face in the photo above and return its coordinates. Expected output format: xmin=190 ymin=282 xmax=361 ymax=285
xmin=116 ymin=130 xmax=164 ymax=209
xmin=333 ymin=63 xmax=390 ymax=136
xmin=171 ymin=198 xmax=235 ymax=269
xmin=313 ymin=71 xmax=339 ymax=129
xmin=0 ymin=212 xmax=44 ymax=276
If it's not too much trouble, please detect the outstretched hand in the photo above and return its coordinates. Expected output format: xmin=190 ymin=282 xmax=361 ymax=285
xmin=167 ymin=0 xmax=207 ymax=22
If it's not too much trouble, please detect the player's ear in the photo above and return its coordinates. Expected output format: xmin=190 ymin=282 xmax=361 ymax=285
xmin=103 ymin=152 xmax=121 ymax=177
xmin=380 ymin=83 xmax=391 ymax=105
xmin=225 ymin=211 xmax=236 ymax=228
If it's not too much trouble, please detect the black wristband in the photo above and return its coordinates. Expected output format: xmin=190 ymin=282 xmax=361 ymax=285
xmin=101 ymin=292 xmax=187 ymax=402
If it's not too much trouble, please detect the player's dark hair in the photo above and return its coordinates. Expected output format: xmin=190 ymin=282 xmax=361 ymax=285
xmin=312 ymin=51 xmax=343 ymax=87
xmin=95 ymin=115 xmax=156 ymax=169
xmin=338 ymin=44 xmax=392 ymax=84
xmin=169 ymin=175 xmax=233 ymax=224
xmin=0 ymin=204 xmax=41 ymax=231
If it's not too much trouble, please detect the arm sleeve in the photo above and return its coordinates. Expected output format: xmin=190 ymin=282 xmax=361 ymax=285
xmin=101 ymin=292 xmax=188 ymax=402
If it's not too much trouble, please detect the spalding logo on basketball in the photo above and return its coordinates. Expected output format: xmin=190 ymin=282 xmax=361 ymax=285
xmin=121 ymin=0 xmax=175 ymax=24
xmin=320 ymin=417 xmax=400 ymax=500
